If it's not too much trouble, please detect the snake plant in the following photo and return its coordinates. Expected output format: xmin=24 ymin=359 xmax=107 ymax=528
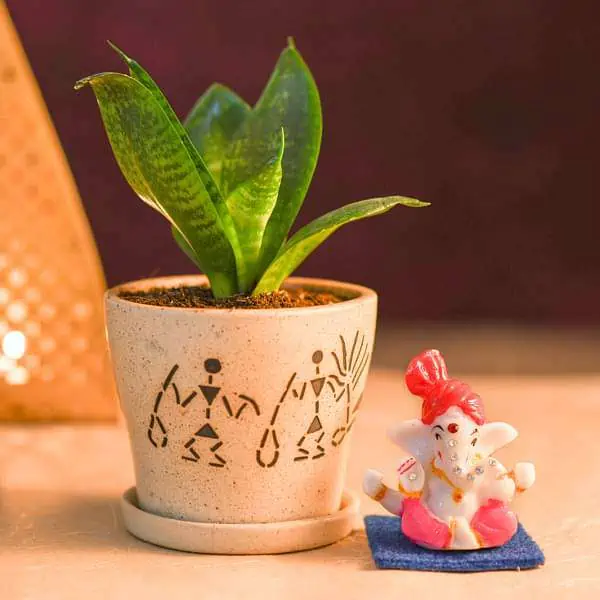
xmin=75 ymin=39 xmax=428 ymax=298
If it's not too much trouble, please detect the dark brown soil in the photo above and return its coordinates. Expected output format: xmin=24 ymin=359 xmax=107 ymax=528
xmin=119 ymin=285 xmax=348 ymax=309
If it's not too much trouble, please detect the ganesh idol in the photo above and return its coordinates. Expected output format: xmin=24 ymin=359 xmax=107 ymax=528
xmin=363 ymin=349 xmax=535 ymax=550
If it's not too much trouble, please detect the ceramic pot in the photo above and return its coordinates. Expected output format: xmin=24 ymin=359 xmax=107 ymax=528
xmin=106 ymin=275 xmax=377 ymax=552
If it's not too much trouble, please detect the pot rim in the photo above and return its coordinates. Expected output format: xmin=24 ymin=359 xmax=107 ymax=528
xmin=105 ymin=275 xmax=377 ymax=316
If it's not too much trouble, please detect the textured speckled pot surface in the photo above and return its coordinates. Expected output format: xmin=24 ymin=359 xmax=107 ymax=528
xmin=106 ymin=275 xmax=377 ymax=526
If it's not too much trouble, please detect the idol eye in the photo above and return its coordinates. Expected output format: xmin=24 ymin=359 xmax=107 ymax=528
xmin=471 ymin=438 xmax=478 ymax=446
xmin=435 ymin=433 xmax=442 ymax=441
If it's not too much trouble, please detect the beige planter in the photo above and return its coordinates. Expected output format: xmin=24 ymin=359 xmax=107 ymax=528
xmin=106 ymin=275 xmax=377 ymax=553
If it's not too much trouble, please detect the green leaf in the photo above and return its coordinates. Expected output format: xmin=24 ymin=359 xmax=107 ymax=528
xmin=184 ymin=84 xmax=250 ymax=189
xmin=75 ymin=72 xmax=238 ymax=297
xmin=223 ymin=41 xmax=322 ymax=273
xmin=107 ymin=42 xmax=248 ymax=291
xmin=226 ymin=129 xmax=284 ymax=290
xmin=253 ymin=197 xmax=430 ymax=294
xmin=107 ymin=43 xmax=221 ymax=204
xmin=171 ymin=225 xmax=202 ymax=269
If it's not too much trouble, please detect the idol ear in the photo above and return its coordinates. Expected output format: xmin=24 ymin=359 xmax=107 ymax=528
xmin=478 ymin=422 xmax=518 ymax=456
xmin=388 ymin=418 xmax=433 ymax=462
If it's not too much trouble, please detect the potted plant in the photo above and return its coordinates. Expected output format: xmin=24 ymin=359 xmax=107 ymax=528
xmin=76 ymin=39 xmax=428 ymax=554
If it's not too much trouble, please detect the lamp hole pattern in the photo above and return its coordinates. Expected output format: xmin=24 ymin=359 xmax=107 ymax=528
xmin=0 ymin=2 xmax=115 ymax=419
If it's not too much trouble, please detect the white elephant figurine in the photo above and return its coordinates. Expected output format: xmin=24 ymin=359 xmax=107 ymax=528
xmin=363 ymin=349 xmax=535 ymax=550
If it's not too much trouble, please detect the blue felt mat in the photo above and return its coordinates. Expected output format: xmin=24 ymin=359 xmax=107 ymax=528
xmin=364 ymin=515 xmax=544 ymax=572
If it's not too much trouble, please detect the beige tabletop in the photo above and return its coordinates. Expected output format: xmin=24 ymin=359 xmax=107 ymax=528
xmin=2 ymin=369 xmax=599 ymax=599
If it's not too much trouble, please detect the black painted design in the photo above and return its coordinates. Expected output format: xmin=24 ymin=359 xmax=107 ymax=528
xmin=163 ymin=364 xmax=179 ymax=390
xmin=147 ymin=413 xmax=168 ymax=448
xmin=199 ymin=385 xmax=220 ymax=405
xmin=182 ymin=447 xmax=200 ymax=462
xmin=182 ymin=423 xmax=227 ymax=465
xmin=204 ymin=358 xmax=222 ymax=374
xmin=298 ymin=382 xmax=307 ymax=401
xmin=330 ymin=332 xmax=370 ymax=448
xmin=295 ymin=332 xmax=370 ymax=458
xmin=153 ymin=391 xmax=163 ymax=413
xmin=256 ymin=330 xmax=370 ymax=467
xmin=222 ymin=396 xmax=233 ymax=416
xmin=330 ymin=374 xmax=344 ymax=386
xmin=148 ymin=357 xmax=261 ymax=469
xmin=237 ymin=395 xmax=260 ymax=418
xmin=180 ymin=390 xmax=197 ymax=408
xmin=294 ymin=347 xmax=332 ymax=461
xmin=306 ymin=415 xmax=323 ymax=434
xmin=313 ymin=431 xmax=326 ymax=460
xmin=149 ymin=330 xmax=369 ymax=470
xmin=196 ymin=423 xmax=219 ymax=439
xmin=257 ymin=374 xmax=295 ymax=468
xmin=147 ymin=365 xmax=183 ymax=449
xmin=311 ymin=377 xmax=326 ymax=396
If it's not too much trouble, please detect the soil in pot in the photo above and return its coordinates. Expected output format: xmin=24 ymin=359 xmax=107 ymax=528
xmin=119 ymin=285 xmax=348 ymax=309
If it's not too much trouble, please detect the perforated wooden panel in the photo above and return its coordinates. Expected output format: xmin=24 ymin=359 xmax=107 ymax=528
xmin=0 ymin=1 xmax=116 ymax=420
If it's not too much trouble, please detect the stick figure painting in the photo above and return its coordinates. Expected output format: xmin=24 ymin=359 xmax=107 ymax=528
xmin=145 ymin=331 xmax=370 ymax=472
xmin=257 ymin=331 xmax=371 ymax=468
xmin=148 ymin=358 xmax=260 ymax=468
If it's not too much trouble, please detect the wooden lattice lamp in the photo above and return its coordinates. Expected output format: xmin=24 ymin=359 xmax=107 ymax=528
xmin=0 ymin=2 xmax=116 ymax=420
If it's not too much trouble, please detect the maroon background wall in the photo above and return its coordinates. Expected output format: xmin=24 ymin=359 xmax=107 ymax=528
xmin=6 ymin=0 xmax=600 ymax=323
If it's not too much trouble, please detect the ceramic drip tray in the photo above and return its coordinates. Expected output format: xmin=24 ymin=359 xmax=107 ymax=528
xmin=121 ymin=487 xmax=360 ymax=554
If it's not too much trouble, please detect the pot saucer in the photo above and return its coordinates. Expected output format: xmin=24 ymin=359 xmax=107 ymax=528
xmin=121 ymin=487 xmax=360 ymax=555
